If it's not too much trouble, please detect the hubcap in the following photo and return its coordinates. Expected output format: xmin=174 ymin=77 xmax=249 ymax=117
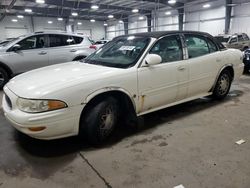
xmin=100 ymin=106 xmax=115 ymax=137
xmin=218 ymin=74 xmax=230 ymax=95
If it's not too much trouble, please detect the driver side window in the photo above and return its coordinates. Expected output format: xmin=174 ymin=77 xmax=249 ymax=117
xmin=149 ymin=35 xmax=183 ymax=63
xmin=17 ymin=35 xmax=46 ymax=50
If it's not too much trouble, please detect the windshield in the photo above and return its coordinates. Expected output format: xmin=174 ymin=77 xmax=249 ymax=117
xmin=84 ymin=36 xmax=150 ymax=68
xmin=214 ymin=36 xmax=230 ymax=43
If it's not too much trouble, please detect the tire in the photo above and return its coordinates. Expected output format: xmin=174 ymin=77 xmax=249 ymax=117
xmin=80 ymin=97 xmax=119 ymax=145
xmin=212 ymin=70 xmax=232 ymax=100
xmin=0 ymin=67 xmax=9 ymax=89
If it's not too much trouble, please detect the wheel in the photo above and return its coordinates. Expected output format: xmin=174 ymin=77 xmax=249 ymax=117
xmin=0 ymin=67 xmax=9 ymax=89
xmin=212 ymin=70 xmax=232 ymax=100
xmin=80 ymin=97 xmax=119 ymax=145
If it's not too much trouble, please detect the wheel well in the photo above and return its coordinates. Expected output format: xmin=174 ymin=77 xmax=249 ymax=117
xmin=73 ymin=56 xmax=86 ymax=61
xmin=223 ymin=66 xmax=234 ymax=79
xmin=0 ymin=62 xmax=13 ymax=78
xmin=80 ymin=91 xmax=136 ymax=125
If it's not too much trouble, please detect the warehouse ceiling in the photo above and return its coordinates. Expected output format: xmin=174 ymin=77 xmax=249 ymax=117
xmin=0 ymin=0 xmax=232 ymax=21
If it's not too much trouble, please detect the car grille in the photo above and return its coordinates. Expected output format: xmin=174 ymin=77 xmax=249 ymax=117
xmin=5 ymin=94 xmax=12 ymax=109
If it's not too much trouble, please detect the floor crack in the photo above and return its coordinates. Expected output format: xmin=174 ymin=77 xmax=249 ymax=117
xmin=79 ymin=152 xmax=112 ymax=188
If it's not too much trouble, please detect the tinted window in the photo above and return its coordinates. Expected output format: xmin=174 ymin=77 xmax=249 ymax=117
xmin=185 ymin=35 xmax=209 ymax=58
xmin=49 ymin=34 xmax=76 ymax=47
xmin=17 ymin=35 xmax=46 ymax=50
xmin=238 ymin=35 xmax=244 ymax=42
xmin=150 ymin=35 xmax=183 ymax=63
xmin=214 ymin=36 xmax=230 ymax=43
xmin=72 ymin=36 xmax=83 ymax=44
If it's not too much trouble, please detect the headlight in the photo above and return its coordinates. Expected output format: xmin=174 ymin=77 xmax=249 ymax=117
xmin=16 ymin=98 xmax=67 ymax=113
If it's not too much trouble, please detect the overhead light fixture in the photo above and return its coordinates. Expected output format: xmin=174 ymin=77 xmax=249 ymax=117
xmin=165 ymin=11 xmax=171 ymax=15
xmin=138 ymin=16 xmax=144 ymax=20
xmin=78 ymin=22 xmax=82 ymax=25
xmin=36 ymin=0 xmax=45 ymax=4
xmin=17 ymin=15 xmax=24 ymax=18
xmin=132 ymin=9 xmax=139 ymax=13
xmin=108 ymin=15 xmax=114 ymax=19
xmin=12 ymin=19 xmax=18 ymax=22
xmin=91 ymin=5 xmax=99 ymax=10
xmin=57 ymin=17 xmax=63 ymax=21
xmin=119 ymin=20 xmax=123 ymax=23
xmin=104 ymin=23 xmax=108 ymax=26
xmin=168 ymin=0 xmax=176 ymax=4
xmin=25 ymin=9 xmax=32 ymax=13
xmin=48 ymin=21 xmax=53 ymax=24
xmin=203 ymin=4 xmax=211 ymax=8
xmin=90 ymin=19 xmax=95 ymax=22
xmin=72 ymin=12 xmax=78 ymax=16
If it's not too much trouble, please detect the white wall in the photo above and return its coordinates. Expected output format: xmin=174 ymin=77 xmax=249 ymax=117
xmin=230 ymin=2 xmax=250 ymax=36
xmin=0 ymin=16 xmax=105 ymax=41
xmin=184 ymin=2 xmax=225 ymax=36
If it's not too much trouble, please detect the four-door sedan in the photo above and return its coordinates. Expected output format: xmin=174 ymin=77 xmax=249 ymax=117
xmin=2 ymin=31 xmax=244 ymax=144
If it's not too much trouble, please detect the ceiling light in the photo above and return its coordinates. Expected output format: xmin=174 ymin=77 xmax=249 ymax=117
xmin=72 ymin=12 xmax=78 ymax=16
xmin=91 ymin=5 xmax=99 ymax=10
xmin=119 ymin=20 xmax=123 ymax=23
xmin=108 ymin=15 xmax=114 ymax=19
xmin=48 ymin=21 xmax=53 ymax=24
xmin=57 ymin=17 xmax=63 ymax=21
xmin=165 ymin=11 xmax=171 ymax=15
xmin=25 ymin=9 xmax=32 ymax=13
xmin=203 ymin=4 xmax=211 ymax=8
xmin=168 ymin=0 xmax=176 ymax=4
xmin=36 ymin=0 xmax=45 ymax=4
xmin=12 ymin=19 xmax=18 ymax=22
xmin=90 ymin=19 xmax=95 ymax=22
xmin=138 ymin=16 xmax=144 ymax=20
xmin=78 ymin=22 xmax=82 ymax=25
xmin=132 ymin=9 xmax=139 ymax=13
xmin=104 ymin=23 xmax=108 ymax=26
xmin=17 ymin=15 xmax=24 ymax=18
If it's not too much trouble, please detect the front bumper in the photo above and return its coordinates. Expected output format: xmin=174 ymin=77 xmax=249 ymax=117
xmin=2 ymin=86 xmax=84 ymax=140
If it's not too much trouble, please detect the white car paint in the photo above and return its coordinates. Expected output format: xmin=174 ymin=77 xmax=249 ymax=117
xmin=2 ymin=33 xmax=244 ymax=140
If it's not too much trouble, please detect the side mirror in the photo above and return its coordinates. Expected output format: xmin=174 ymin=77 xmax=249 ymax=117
xmin=12 ymin=44 xmax=21 ymax=52
xmin=143 ymin=54 xmax=162 ymax=67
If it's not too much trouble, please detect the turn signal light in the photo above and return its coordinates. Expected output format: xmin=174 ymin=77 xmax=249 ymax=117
xmin=28 ymin=126 xmax=46 ymax=132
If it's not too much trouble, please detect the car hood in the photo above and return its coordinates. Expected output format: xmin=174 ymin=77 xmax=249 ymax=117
xmin=6 ymin=62 xmax=120 ymax=98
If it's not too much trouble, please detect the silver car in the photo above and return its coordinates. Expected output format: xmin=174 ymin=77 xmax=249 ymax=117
xmin=0 ymin=32 xmax=95 ymax=88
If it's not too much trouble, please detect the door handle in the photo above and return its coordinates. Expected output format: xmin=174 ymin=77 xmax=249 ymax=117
xmin=70 ymin=49 xmax=77 ymax=52
xmin=178 ymin=66 xmax=186 ymax=71
xmin=38 ymin=51 xmax=47 ymax=55
xmin=216 ymin=59 xmax=222 ymax=62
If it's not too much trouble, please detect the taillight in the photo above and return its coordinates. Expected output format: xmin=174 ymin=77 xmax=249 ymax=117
xmin=90 ymin=45 xmax=97 ymax=50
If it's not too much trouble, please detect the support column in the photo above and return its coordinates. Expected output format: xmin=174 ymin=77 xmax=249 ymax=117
xmin=225 ymin=0 xmax=232 ymax=34
xmin=123 ymin=18 xmax=129 ymax=35
xmin=146 ymin=13 xmax=152 ymax=32
xmin=178 ymin=8 xmax=184 ymax=31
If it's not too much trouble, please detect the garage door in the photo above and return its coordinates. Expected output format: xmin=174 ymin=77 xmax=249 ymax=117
xmin=5 ymin=27 xmax=29 ymax=38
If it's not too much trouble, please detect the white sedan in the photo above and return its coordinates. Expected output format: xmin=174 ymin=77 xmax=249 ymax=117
xmin=2 ymin=31 xmax=244 ymax=144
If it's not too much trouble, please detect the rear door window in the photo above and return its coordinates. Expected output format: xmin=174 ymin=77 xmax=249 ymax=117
xmin=49 ymin=34 xmax=76 ymax=47
xmin=185 ymin=35 xmax=210 ymax=58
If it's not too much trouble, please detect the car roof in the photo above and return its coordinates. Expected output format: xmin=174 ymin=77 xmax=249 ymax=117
xmin=114 ymin=30 xmax=213 ymax=39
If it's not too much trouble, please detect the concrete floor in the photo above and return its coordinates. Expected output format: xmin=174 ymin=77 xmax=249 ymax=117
xmin=1 ymin=75 xmax=250 ymax=188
